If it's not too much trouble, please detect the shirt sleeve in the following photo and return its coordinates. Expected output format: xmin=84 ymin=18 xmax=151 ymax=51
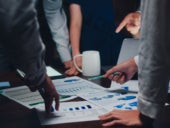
xmin=0 ymin=0 xmax=46 ymax=90
xmin=134 ymin=55 xmax=139 ymax=66
xmin=43 ymin=0 xmax=72 ymax=62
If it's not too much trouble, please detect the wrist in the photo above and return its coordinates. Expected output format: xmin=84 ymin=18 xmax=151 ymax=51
xmin=28 ymin=74 xmax=48 ymax=92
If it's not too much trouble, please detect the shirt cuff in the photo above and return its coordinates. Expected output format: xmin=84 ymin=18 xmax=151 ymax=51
xmin=57 ymin=47 xmax=72 ymax=62
xmin=134 ymin=55 xmax=139 ymax=66
xmin=137 ymin=93 xmax=163 ymax=119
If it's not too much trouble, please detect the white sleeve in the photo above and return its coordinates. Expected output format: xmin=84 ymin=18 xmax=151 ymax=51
xmin=134 ymin=55 xmax=139 ymax=66
xmin=43 ymin=0 xmax=72 ymax=62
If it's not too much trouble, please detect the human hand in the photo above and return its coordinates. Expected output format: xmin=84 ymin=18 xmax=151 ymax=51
xmin=99 ymin=110 xmax=142 ymax=127
xmin=103 ymin=58 xmax=137 ymax=84
xmin=63 ymin=60 xmax=73 ymax=69
xmin=38 ymin=75 xmax=59 ymax=114
xmin=64 ymin=60 xmax=79 ymax=76
xmin=116 ymin=12 xmax=141 ymax=38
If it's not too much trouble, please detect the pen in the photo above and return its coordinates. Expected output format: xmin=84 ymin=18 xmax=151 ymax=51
xmin=88 ymin=71 xmax=120 ymax=81
xmin=88 ymin=75 xmax=103 ymax=80
xmin=64 ymin=79 xmax=79 ymax=82
xmin=112 ymin=71 xmax=120 ymax=76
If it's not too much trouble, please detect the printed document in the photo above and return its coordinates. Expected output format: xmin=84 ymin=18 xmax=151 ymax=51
xmin=36 ymin=101 xmax=108 ymax=125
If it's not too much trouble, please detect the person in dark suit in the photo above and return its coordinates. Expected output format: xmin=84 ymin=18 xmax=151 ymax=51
xmin=0 ymin=0 xmax=59 ymax=114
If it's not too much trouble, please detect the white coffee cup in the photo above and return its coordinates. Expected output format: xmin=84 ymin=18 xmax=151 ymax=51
xmin=73 ymin=50 xmax=101 ymax=76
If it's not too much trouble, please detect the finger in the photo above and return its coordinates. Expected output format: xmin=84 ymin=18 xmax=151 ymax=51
xmin=109 ymin=72 xmax=121 ymax=81
xmin=116 ymin=74 xmax=126 ymax=84
xmin=99 ymin=112 xmax=113 ymax=120
xmin=65 ymin=68 xmax=78 ymax=76
xmin=108 ymin=74 xmax=114 ymax=80
xmin=102 ymin=120 xmax=127 ymax=127
xmin=112 ymin=73 xmax=122 ymax=81
xmin=64 ymin=69 xmax=71 ymax=75
xmin=126 ymin=25 xmax=140 ymax=34
xmin=115 ymin=18 xmax=128 ymax=33
xmin=104 ymin=68 xmax=116 ymax=78
xmin=44 ymin=96 xmax=53 ymax=114
xmin=99 ymin=115 xmax=114 ymax=121
xmin=65 ymin=70 xmax=74 ymax=76
xmin=54 ymin=95 xmax=60 ymax=110
xmin=73 ymin=71 xmax=79 ymax=75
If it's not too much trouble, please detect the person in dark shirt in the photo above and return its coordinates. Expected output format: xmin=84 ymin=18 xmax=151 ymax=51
xmin=0 ymin=0 xmax=59 ymax=114
xmin=65 ymin=0 xmax=140 ymax=75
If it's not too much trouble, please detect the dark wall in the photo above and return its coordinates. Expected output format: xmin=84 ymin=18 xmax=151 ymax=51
xmin=113 ymin=0 xmax=141 ymax=26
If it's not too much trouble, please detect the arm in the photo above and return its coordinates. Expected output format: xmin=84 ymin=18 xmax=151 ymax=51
xmin=69 ymin=3 xmax=82 ymax=67
xmin=43 ymin=0 xmax=72 ymax=65
xmin=43 ymin=0 xmax=79 ymax=75
xmin=0 ymin=0 xmax=59 ymax=114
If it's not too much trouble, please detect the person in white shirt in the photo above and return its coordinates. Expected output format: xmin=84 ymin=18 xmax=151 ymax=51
xmin=41 ymin=0 xmax=78 ymax=75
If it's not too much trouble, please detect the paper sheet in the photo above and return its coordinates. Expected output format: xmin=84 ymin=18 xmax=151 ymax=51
xmin=46 ymin=66 xmax=62 ymax=77
xmin=2 ymin=86 xmax=43 ymax=108
xmin=53 ymin=76 xmax=105 ymax=96
xmin=78 ymin=91 xmax=138 ymax=111
xmin=2 ymin=86 xmax=77 ymax=109
xmin=108 ymin=80 xmax=170 ymax=93
xmin=0 ymin=81 xmax=10 ymax=88
xmin=107 ymin=80 xmax=139 ymax=92
xmin=36 ymin=101 xmax=108 ymax=125
xmin=1 ymin=76 xmax=103 ymax=109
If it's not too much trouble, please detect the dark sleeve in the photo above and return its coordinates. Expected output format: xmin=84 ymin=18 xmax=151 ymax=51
xmin=0 ymin=0 xmax=46 ymax=91
xmin=138 ymin=0 xmax=170 ymax=118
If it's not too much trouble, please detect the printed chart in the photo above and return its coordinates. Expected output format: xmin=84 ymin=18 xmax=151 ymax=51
xmin=37 ymin=101 xmax=108 ymax=125
xmin=52 ymin=76 xmax=105 ymax=96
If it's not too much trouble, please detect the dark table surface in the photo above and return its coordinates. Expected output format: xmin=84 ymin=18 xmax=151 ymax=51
xmin=3 ymin=67 xmax=170 ymax=128
xmin=0 ymin=67 xmax=115 ymax=128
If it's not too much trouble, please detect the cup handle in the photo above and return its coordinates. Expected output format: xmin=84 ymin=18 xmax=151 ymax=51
xmin=73 ymin=54 xmax=83 ymax=73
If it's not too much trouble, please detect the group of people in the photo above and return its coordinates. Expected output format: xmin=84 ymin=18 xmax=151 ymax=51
xmin=0 ymin=0 xmax=170 ymax=127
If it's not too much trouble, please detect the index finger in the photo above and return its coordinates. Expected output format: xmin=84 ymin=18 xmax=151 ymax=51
xmin=115 ymin=19 xmax=127 ymax=33
xmin=54 ymin=92 xmax=60 ymax=111
xmin=99 ymin=112 xmax=112 ymax=120
xmin=115 ymin=14 xmax=132 ymax=33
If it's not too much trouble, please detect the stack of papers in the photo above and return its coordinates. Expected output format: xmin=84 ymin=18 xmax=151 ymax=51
xmin=1 ymin=76 xmax=138 ymax=126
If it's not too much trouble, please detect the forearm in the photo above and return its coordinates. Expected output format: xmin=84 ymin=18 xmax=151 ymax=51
xmin=70 ymin=25 xmax=81 ymax=56
xmin=69 ymin=4 xmax=82 ymax=56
